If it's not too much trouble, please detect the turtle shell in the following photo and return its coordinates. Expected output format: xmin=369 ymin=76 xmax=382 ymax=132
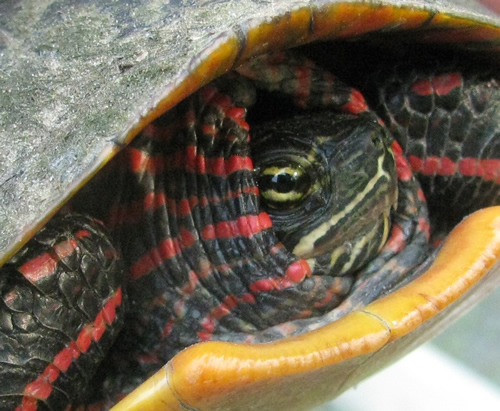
xmin=1 ymin=0 xmax=500 ymax=410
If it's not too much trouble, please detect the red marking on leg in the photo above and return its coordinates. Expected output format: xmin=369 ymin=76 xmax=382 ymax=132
xmin=23 ymin=378 xmax=53 ymax=400
xmin=102 ymin=298 xmax=117 ymax=325
xmin=384 ymin=224 xmax=406 ymax=253
xmin=392 ymin=142 xmax=413 ymax=181
xmin=186 ymin=146 xmax=197 ymax=172
xmin=211 ymin=92 xmax=232 ymax=113
xmin=216 ymin=221 xmax=236 ymax=238
xmin=18 ymin=289 xmax=123 ymax=409
xmin=53 ymin=342 xmax=79 ymax=372
xmin=161 ymin=318 xmax=175 ymax=338
xmin=439 ymin=157 xmax=456 ymax=175
xmin=433 ymin=73 xmax=462 ymax=96
xmin=285 ymin=259 xmax=311 ymax=283
xmin=16 ymin=398 xmax=36 ymax=411
xmin=241 ymin=293 xmax=256 ymax=304
xmin=249 ymin=260 xmax=311 ymax=294
xmin=410 ymin=155 xmax=500 ymax=182
xmin=412 ymin=73 xmax=462 ymax=97
xmin=76 ymin=326 xmax=93 ymax=353
xmin=227 ymin=107 xmax=249 ymax=130
xmin=411 ymin=79 xmax=433 ymax=96
xmin=459 ymin=157 xmax=477 ymax=176
xmin=417 ymin=217 xmax=431 ymax=241
xmin=19 ymin=253 xmax=57 ymax=284
xmin=342 ymin=89 xmax=368 ymax=114
xmin=92 ymin=313 xmax=107 ymax=342
xmin=417 ymin=188 xmax=426 ymax=202
xmin=180 ymin=228 xmax=197 ymax=248
xmin=179 ymin=271 xmax=199 ymax=295
xmin=19 ymin=237 xmax=79 ymax=283
xmin=41 ymin=365 xmax=60 ymax=383
xmin=201 ymin=225 xmax=216 ymax=241
xmin=422 ymin=157 xmax=439 ymax=175
xmin=130 ymin=238 xmax=181 ymax=279
xmin=75 ymin=230 xmax=91 ymax=239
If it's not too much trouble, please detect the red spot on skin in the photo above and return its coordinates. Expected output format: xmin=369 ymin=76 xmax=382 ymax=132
xmin=314 ymin=293 xmax=333 ymax=308
xmin=249 ymin=279 xmax=276 ymax=293
xmin=212 ymin=93 xmax=232 ymax=112
xmin=186 ymin=146 xmax=197 ymax=172
xmin=392 ymin=142 xmax=413 ymax=181
xmin=227 ymin=107 xmax=247 ymax=121
xmin=92 ymin=317 xmax=107 ymax=342
xmin=258 ymin=212 xmax=273 ymax=230
xmin=408 ymin=155 xmax=423 ymax=172
xmin=180 ymin=228 xmax=196 ymax=248
xmin=210 ymin=157 xmax=226 ymax=175
xmin=241 ymin=293 xmax=256 ymax=304
xmin=102 ymin=299 xmax=117 ymax=325
xmin=54 ymin=346 xmax=76 ymax=372
xmin=481 ymin=159 xmax=500 ymax=181
xmin=216 ymin=221 xmax=235 ymax=238
xmin=161 ymin=319 xmax=175 ymax=338
xmin=200 ymin=316 xmax=215 ymax=333
xmin=211 ymin=303 xmax=231 ymax=320
xmin=129 ymin=148 xmax=149 ymax=173
xmin=422 ymin=157 xmax=439 ymax=175
xmin=19 ymin=288 xmax=123 ymax=407
xmin=197 ymin=331 xmax=212 ymax=341
xmin=384 ymin=224 xmax=406 ymax=254
xmin=411 ymin=79 xmax=433 ymax=96
xmin=437 ymin=157 xmax=456 ymax=176
xmin=197 ymin=153 xmax=207 ymax=174
xmin=17 ymin=398 xmax=37 ymax=411
xmin=114 ymin=288 xmax=123 ymax=306
xmin=459 ymin=158 xmax=479 ymax=176
xmin=178 ymin=199 xmax=191 ymax=217
xmin=227 ymin=155 xmax=242 ymax=174
xmin=76 ymin=326 xmax=94 ymax=353
xmin=417 ymin=189 xmax=426 ymax=202
xmin=75 ymin=230 xmax=91 ymax=239
xmin=412 ymin=74 xmax=462 ymax=97
xmin=129 ymin=148 xmax=168 ymax=174
xmin=41 ymin=365 xmax=60 ymax=383
xmin=24 ymin=377 xmax=53 ymax=401
xmin=202 ymin=123 xmax=216 ymax=136
xmin=418 ymin=217 xmax=431 ymax=241
xmin=285 ymin=260 xmax=311 ymax=283
xmin=410 ymin=155 xmax=500 ymax=181
xmin=432 ymin=73 xmax=462 ymax=96
xmin=201 ymin=225 xmax=216 ymax=241
xmin=342 ymin=89 xmax=368 ymax=114
xmin=19 ymin=253 xmax=57 ymax=284
xmin=179 ymin=271 xmax=199 ymax=295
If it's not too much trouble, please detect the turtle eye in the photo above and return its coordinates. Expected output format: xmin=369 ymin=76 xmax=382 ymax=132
xmin=257 ymin=163 xmax=311 ymax=209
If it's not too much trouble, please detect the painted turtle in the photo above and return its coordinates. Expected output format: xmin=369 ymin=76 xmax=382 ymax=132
xmin=1 ymin=0 xmax=500 ymax=410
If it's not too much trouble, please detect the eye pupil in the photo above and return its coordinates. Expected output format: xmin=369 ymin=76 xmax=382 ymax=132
xmin=257 ymin=164 xmax=311 ymax=209
xmin=271 ymin=170 xmax=298 ymax=193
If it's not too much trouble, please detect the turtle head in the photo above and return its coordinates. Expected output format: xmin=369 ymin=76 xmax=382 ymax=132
xmin=253 ymin=111 xmax=397 ymax=276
